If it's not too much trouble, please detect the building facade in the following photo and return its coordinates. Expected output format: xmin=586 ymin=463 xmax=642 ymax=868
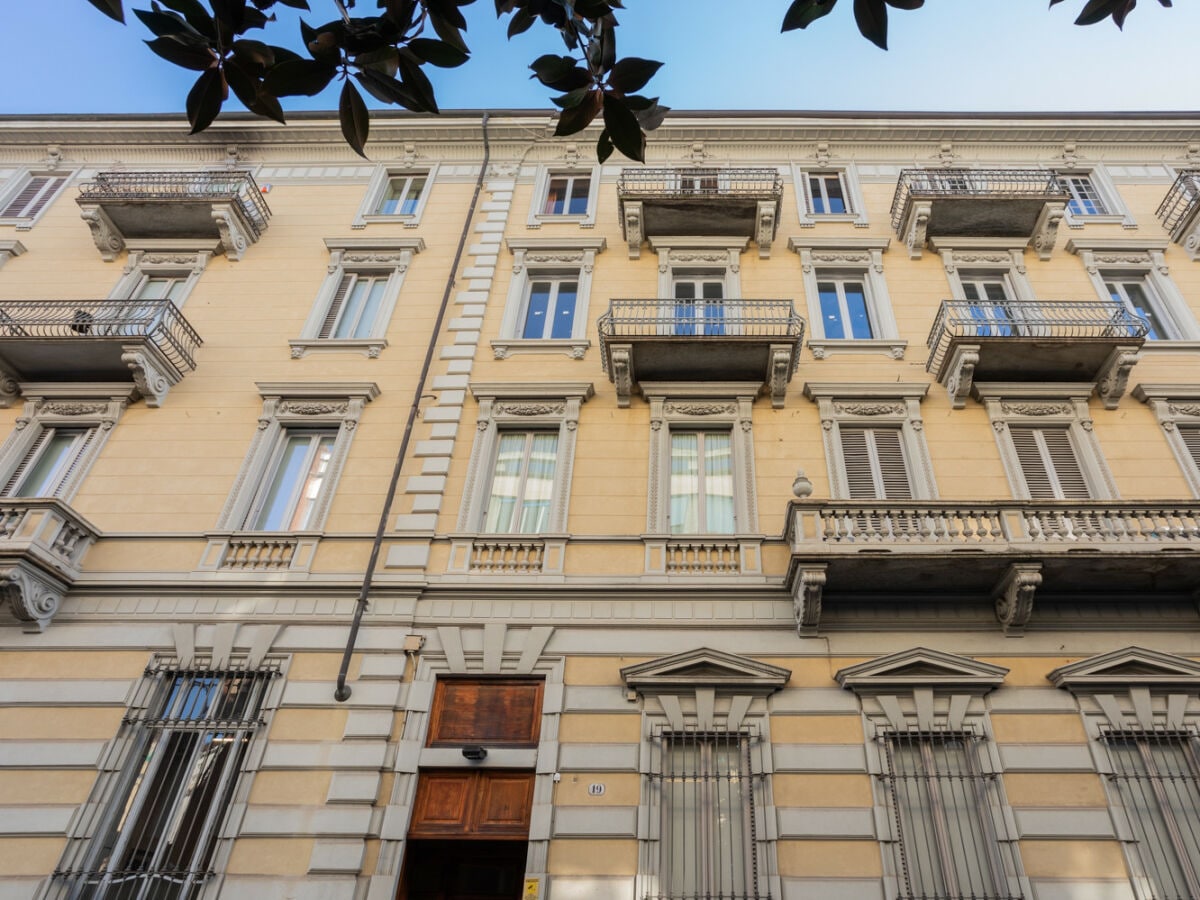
xmin=2 ymin=110 xmax=1200 ymax=900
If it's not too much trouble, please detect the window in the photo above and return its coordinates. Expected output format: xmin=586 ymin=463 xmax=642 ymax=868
xmin=376 ymin=173 xmax=427 ymax=216
xmin=840 ymin=426 xmax=912 ymax=499
xmin=0 ymin=394 xmax=126 ymax=502
xmin=353 ymin=165 xmax=437 ymax=227
xmin=493 ymin=238 xmax=604 ymax=359
xmin=482 ymin=431 xmax=559 ymax=534
xmin=881 ymin=729 xmax=1018 ymax=900
xmin=1069 ymin=241 xmax=1198 ymax=341
xmin=1106 ymin=276 xmax=1173 ymax=340
xmin=790 ymin=238 xmax=904 ymax=358
xmin=671 ymin=273 xmax=726 ymax=336
xmin=104 ymin=249 xmax=211 ymax=320
xmin=1062 ymin=174 xmax=1109 ymax=216
xmin=669 ymin=431 xmax=734 ymax=534
xmin=1136 ymin=384 xmax=1200 ymax=498
xmin=3 ymin=426 xmax=95 ymax=498
xmin=0 ymin=170 xmax=70 ymax=228
xmin=527 ymin=165 xmax=600 ymax=227
xmin=246 ymin=429 xmax=336 ymax=530
xmin=1056 ymin=166 xmax=1134 ymax=227
xmin=792 ymin=163 xmax=868 ymax=227
xmin=292 ymin=238 xmax=422 ymax=358
xmin=677 ymin=168 xmax=720 ymax=193
xmin=1102 ymin=729 xmax=1200 ymax=900
xmin=1009 ymin=425 xmax=1091 ymax=499
xmin=654 ymin=726 xmax=758 ymax=900
xmin=51 ymin=658 xmax=278 ymax=900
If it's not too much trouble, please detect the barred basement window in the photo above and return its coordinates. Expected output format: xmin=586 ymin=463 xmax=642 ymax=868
xmin=1102 ymin=728 xmax=1200 ymax=900
xmin=647 ymin=724 xmax=765 ymax=900
xmin=51 ymin=658 xmax=279 ymax=900
xmin=880 ymin=729 xmax=1022 ymax=900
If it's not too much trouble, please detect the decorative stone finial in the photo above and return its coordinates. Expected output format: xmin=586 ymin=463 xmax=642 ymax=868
xmin=792 ymin=469 xmax=813 ymax=498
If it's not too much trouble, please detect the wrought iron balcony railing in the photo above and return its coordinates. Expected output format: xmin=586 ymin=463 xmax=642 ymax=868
xmin=77 ymin=170 xmax=271 ymax=237
xmin=1156 ymin=169 xmax=1200 ymax=235
xmin=617 ymin=166 xmax=783 ymax=198
xmin=0 ymin=299 xmax=203 ymax=375
xmin=890 ymin=168 xmax=1067 ymax=230
xmin=925 ymin=299 xmax=1148 ymax=373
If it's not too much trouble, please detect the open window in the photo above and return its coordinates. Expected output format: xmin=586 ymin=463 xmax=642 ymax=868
xmin=353 ymin=165 xmax=437 ymax=228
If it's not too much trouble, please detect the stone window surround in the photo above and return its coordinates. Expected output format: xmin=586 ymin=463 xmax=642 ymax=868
xmin=491 ymin=237 xmax=605 ymax=361
xmin=526 ymin=163 xmax=601 ymax=229
xmin=1133 ymin=383 xmax=1200 ymax=498
xmin=650 ymin=235 xmax=747 ymax=299
xmin=930 ymin=237 xmax=1037 ymax=303
xmin=1057 ymin=163 xmax=1136 ymax=229
xmin=644 ymin=382 xmax=760 ymax=537
xmin=1067 ymin=237 xmax=1200 ymax=343
xmin=788 ymin=236 xmax=906 ymax=360
xmin=352 ymin=163 xmax=438 ymax=228
xmin=202 ymin=381 xmax=379 ymax=574
xmin=107 ymin=246 xmax=213 ymax=308
xmin=290 ymin=237 xmax=425 ymax=359
xmin=0 ymin=166 xmax=74 ymax=230
xmin=975 ymin=383 xmax=1118 ymax=500
xmin=0 ymin=386 xmax=131 ymax=502
xmin=791 ymin=161 xmax=869 ymax=228
xmin=803 ymin=381 xmax=936 ymax=500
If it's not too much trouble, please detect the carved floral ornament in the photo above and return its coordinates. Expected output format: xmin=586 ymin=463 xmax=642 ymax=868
xmin=493 ymin=401 xmax=565 ymax=416
xmin=1168 ymin=402 xmax=1200 ymax=417
xmin=278 ymin=401 xmax=349 ymax=416
xmin=1000 ymin=401 xmax=1073 ymax=416
xmin=663 ymin=401 xmax=736 ymax=416
xmin=39 ymin=401 xmax=107 ymax=417
xmin=833 ymin=401 xmax=905 ymax=416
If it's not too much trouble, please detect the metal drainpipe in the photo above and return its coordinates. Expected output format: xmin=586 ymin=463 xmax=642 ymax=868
xmin=334 ymin=111 xmax=492 ymax=701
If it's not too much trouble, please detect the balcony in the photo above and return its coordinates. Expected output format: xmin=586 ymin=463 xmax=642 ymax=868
xmin=596 ymin=298 xmax=805 ymax=408
xmin=786 ymin=500 xmax=1200 ymax=635
xmin=1156 ymin=169 xmax=1200 ymax=260
xmin=925 ymin=299 xmax=1147 ymax=409
xmin=76 ymin=170 xmax=271 ymax=261
xmin=890 ymin=169 xmax=1069 ymax=260
xmin=0 ymin=499 xmax=98 ymax=632
xmin=617 ymin=167 xmax=783 ymax=258
xmin=0 ymin=300 xmax=202 ymax=407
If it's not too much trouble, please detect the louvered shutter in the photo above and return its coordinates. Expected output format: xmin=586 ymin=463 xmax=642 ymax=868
xmin=2 ymin=176 xmax=66 ymax=219
xmin=872 ymin=428 xmax=913 ymax=500
xmin=840 ymin=427 xmax=913 ymax=500
xmin=317 ymin=274 xmax=354 ymax=338
xmin=1179 ymin=426 xmax=1200 ymax=474
xmin=53 ymin=429 xmax=97 ymax=497
xmin=2 ymin=429 xmax=51 ymax=496
xmin=1010 ymin=425 xmax=1091 ymax=499
xmin=840 ymin=427 xmax=875 ymax=499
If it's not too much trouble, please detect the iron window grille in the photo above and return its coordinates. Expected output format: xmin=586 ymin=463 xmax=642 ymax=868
xmin=879 ymin=729 xmax=1023 ymax=900
xmin=1101 ymin=727 xmax=1200 ymax=900
xmin=50 ymin=657 xmax=279 ymax=900
xmin=645 ymin=723 xmax=768 ymax=900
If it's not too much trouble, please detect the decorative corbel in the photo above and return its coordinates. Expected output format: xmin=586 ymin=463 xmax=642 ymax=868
xmin=78 ymin=204 xmax=125 ymax=262
xmin=610 ymin=345 xmax=633 ymax=408
xmin=756 ymin=200 xmax=777 ymax=259
xmin=767 ymin=345 xmax=792 ymax=409
xmin=122 ymin=347 xmax=178 ymax=408
xmin=1095 ymin=346 xmax=1142 ymax=409
xmin=1030 ymin=200 xmax=1067 ymax=261
xmin=1 ymin=565 xmax=69 ymax=633
xmin=943 ymin=344 xmax=981 ymax=409
xmin=211 ymin=203 xmax=250 ymax=260
xmin=623 ymin=201 xmax=644 ymax=259
xmin=792 ymin=564 xmax=828 ymax=637
xmin=906 ymin=201 xmax=931 ymax=259
xmin=993 ymin=562 xmax=1042 ymax=636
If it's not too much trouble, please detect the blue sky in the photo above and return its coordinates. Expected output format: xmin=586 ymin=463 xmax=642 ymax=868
xmin=3 ymin=1 xmax=1198 ymax=115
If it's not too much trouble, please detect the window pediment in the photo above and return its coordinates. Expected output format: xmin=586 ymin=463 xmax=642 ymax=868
xmin=836 ymin=647 xmax=1008 ymax=695
xmin=1049 ymin=646 xmax=1200 ymax=692
xmin=621 ymin=647 xmax=790 ymax=696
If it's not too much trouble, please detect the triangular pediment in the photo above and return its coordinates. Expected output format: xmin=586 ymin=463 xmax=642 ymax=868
xmin=621 ymin=648 xmax=790 ymax=695
xmin=836 ymin=647 xmax=1008 ymax=695
xmin=1049 ymin=647 xmax=1200 ymax=691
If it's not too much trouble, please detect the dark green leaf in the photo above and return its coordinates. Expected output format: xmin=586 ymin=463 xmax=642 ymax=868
xmin=186 ymin=67 xmax=225 ymax=134
xmin=506 ymin=7 xmax=536 ymax=37
xmin=635 ymin=101 xmax=670 ymax=132
xmin=1074 ymin=0 xmax=1121 ymax=25
xmin=272 ymin=0 xmax=308 ymax=7
xmin=232 ymin=38 xmax=276 ymax=73
xmin=134 ymin=7 xmax=206 ymax=41
xmin=551 ymin=86 xmax=592 ymax=109
xmin=339 ymin=78 xmax=370 ymax=158
xmin=355 ymin=67 xmax=423 ymax=110
xmin=430 ymin=10 xmax=469 ymax=53
xmin=602 ymin=92 xmax=645 ymax=162
xmin=781 ymin=0 xmax=838 ymax=30
xmin=408 ymin=38 xmax=469 ymax=67
xmin=356 ymin=46 xmax=401 ymax=77
xmin=884 ymin=0 xmax=923 ymax=8
xmin=596 ymin=128 xmax=614 ymax=164
xmin=397 ymin=53 xmax=439 ymax=112
xmin=607 ymin=57 xmax=662 ymax=95
xmin=210 ymin=0 xmax=248 ymax=34
xmin=529 ymin=54 xmax=577 ymax=85
xmin=223 ymin=58 xmax=260 ymax=109
xmin=542 ymin=66 xmax=593 ymax=93
xmin=621 ymin=94 xmax=655 ymax=111
xmin=263 ymin=57 xmax=336 ymax=96
xmin=86 ymin=0 xmax=126 ymax=23
xmin=853 ymin=0 xmax=888 ymax=48
xmin=157 ymin=0 xmax=217 ymax=38
xmin=252 ymin=88 xmax=287 ymax=124
xmin=144 ymin=36 xmax=217 ymax=70
xmin=555 ymin=89 xmax=603 ymax=135
xmin=599 ymin=20 xmax=616 ymax=72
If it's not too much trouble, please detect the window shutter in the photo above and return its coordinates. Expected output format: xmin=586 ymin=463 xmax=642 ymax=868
xmin=2 ymin=176 xmax=65 ymax=218
xmin=1179 ymin=426 xmax=1200 ymax=472
xmin=2 ymin=429 xmax=51 ymax=496
xmin=840 ymin=427 xmax=875 ymax=499
xmin=872 ymin=428 xmax=913 ymax=500
xmin=1010 ymin=425 xmax=1090 ymax=499
xmin=317 ymin=274 xmax=353 ymax=339
xmin=53 ymin=428 xmax=97 ymax=497
xmin=841 ymin=427 xmax=912 ymax=499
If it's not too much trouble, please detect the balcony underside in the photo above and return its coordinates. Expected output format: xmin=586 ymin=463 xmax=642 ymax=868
xmin=638 ymin=198 xmax=764 ymax=237
xmin=924 ymin=196 xmax=1052 ymax=238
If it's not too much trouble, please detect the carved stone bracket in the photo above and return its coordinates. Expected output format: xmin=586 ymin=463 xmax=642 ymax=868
xmin=624 ymin=200 xmax=644 ymax=259
xmin=756 ymin=200 xmax=777 ymax=259
xmin=78 ymin=204 xmax=125 ymax=262
xmin=0 ymin=563 xmax=69 ymax=633
xmin=0 ymin=369 xmax=20 ymax=409
xmin=610 ymin=344 xmax=634 ymax=408
xmin=1179 ymin=214 xmax=1200 ymax=262
xmin=1095 ymin=346 xmax=1142 ymax=410
xmin=767 ymin=344 xmax=793 ymax=409
xmin=211 ymin=202 xmax=251 ymax=261
xmin=944 ymin=344 xmax=981 ymax=409
xmin=993 ymin=562 xmax=1042 ymax=636
xmin=792 ymin=564 xmax=828 ymax=637
xmin=122 ymin=346 xmax=180 ymax=408
xmin=1030 ymin=201 xmax=1067 ymax=261
xmin=905 ymin=201 xmax=931 ymax=259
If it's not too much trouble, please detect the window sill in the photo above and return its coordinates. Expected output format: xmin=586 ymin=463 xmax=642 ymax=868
xmin=798 ymin=213 xmax=867 ymax=228
xmin=808 ymin=339 xmax=907 ymax=360
xmin=290 ymin=338 xmax=387 ymax=359
xmin=353 ymin=214 xmax=420 ymax=229
xmin=1066 ymin=214 xmax=1134 ymax=229
xmin=491 ymin=338 xmax=590 ymax=360
xmin=528 ymin=213 xmax=593 ymax=229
